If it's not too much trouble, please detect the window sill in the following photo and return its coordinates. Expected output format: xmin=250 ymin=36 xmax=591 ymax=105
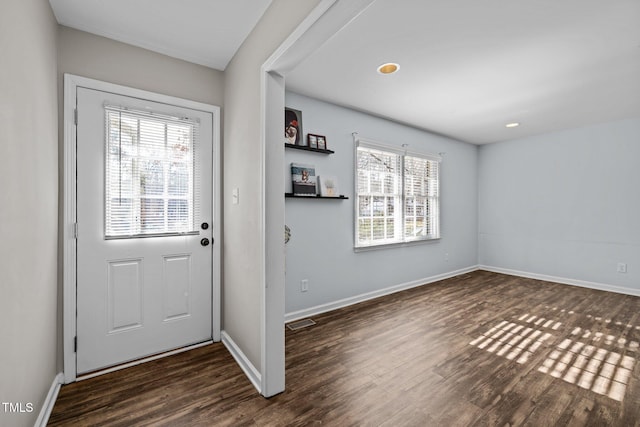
xmin=354 ymin=237 xmax=441 ymax=252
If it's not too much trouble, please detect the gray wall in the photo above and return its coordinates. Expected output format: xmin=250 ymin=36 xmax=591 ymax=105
xmin=58 ymin=26 xmax=225 ymax=107
xmin=0 ymin=1 xmax=59 ymax=426
xmin=478 ymin=118 xmax=640 ymax=293
xmin=284 ymin=92 xmax=479 ymax=315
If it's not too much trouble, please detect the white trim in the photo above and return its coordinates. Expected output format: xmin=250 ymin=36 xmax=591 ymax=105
xmin=478 ymin=265 xmax=640 ymax=298
xmin=34 ymin=373 xmax=63 ymax=427
xmin=354 ymin=237 xmax=442 ymax=252
xmin=286 ymin=264 xmax=640 ymax=324
xmin=76 ymin=341 xmax=213 ymax=382
xmin=263 ymin=0 xmax=376 ymax=76
xmin=356 ymin=136 xmax=443 ymax=162
xmin=285 ymin=266 xmax=479 ymax=323
xmin=63 ymin=74 xmax=222 ymax=383
xmin=258 ymin=0 xmax=376 ymax=398
xmin=221 ymin=331 xmax=262 ymax=393
xmin=211 ymin=84 xmax=223 ymax=343
xmin=63 ymin=74 xmax=78 ymax=383
xmin=260 ymin=70 xmax=287 ymax=397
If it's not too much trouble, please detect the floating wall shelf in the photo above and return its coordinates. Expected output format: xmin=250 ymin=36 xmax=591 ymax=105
xmin=285 ymin=193 xmax=348 ymax=200
xmin=285 ymin=144 xmax=334 ymax=154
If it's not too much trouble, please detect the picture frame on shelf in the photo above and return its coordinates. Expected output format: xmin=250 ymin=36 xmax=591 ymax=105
xmin=318 ymin=175 xmax=339 ymax=197
xmin=285 ymin=107 xmax=303 ymax=146
xmin=307 ymin=134 xmax=318 ymax=149
xmin=317 ymin=135 xmax=327 ymax=150
xmin=291 ymin=163 xmax=317 ymax=196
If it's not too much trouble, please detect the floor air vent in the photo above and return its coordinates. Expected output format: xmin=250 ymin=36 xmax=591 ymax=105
xmin=287 ymin=319 xmax=316 ymax=331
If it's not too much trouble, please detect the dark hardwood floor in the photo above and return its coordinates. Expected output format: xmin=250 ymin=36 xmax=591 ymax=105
xmin=49 ymin=271 xmax=640 ymax=426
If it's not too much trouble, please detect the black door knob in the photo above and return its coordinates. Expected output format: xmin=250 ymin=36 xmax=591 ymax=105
xmin=200 ymin=238 xmax=210 ymax=247
xmin=201 ymin=222 xmax=209 ymax=230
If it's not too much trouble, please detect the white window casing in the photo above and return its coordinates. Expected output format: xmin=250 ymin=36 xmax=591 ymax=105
xmin=355 ymin=138 xmax=440 ymax=249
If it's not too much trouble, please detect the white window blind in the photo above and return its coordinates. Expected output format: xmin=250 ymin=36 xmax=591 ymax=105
xmin=356 ymin=146 xmax=402 ymax=245
xmin=104 ymin=106 xmax=200 ymax=238
xmin=356 ymin=140 xmax=440 ymax=248
xmin=404 ymin=155 xmax=439 ymax=241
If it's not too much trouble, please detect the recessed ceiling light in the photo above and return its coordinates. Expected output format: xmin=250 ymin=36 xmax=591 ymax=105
xmin=505 ymin=122 xmax=520 ymax=128
xmin=377 ymin=63 xmax=400 ymax=75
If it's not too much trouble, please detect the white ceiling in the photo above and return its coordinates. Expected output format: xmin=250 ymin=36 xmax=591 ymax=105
xmin=49 ymin=0 xmax=272 ymax=70
xmin=50 ymin=0 xmax=640 ymax=144
xmin=287 ymin=0 xmax=640 ymax=144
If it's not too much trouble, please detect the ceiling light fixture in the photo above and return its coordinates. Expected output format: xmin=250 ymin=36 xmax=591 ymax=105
xmin=505 ymin=122 xmax=520 ymax=128
xmin=377 ymin=63 xmax=400 ymax=75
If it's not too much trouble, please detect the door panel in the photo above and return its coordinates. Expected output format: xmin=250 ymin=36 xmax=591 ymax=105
xmin=76 ymin=87 xmax=213 ymax=374
xmin=108 ymin=258 xmax=143 ymax=332
xmin=163 ymin=254 xmax=192 ymax=320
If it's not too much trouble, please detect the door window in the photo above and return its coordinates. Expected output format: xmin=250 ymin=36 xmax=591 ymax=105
xmin=105 ymin=106 xmax=200 ymax=238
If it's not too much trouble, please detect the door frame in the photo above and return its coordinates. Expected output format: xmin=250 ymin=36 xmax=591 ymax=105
xmin=63 ymin=74 xmax=222 ymax=383
xmin=258 ymin=0 xmax=376 ymax=396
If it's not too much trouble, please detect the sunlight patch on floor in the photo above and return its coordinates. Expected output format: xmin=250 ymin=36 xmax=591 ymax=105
xmin=538 ymin=337 xmax=635 ymax=402
xmin=469 ymin=313 xmax=638 ymax=403
xmin=469 ymin=320 xmax=553 ymax=364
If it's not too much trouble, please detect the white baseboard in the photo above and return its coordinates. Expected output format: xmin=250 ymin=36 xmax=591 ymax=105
xmin=221 ymin=331 xmax=262 ymax=394
xmin=35 ymin=372 xmax=64 ymax=427
xmin=285 ymin=265 xmax=479 ymax=323
xmin=478 ymin=265 xmax=640 ymax=298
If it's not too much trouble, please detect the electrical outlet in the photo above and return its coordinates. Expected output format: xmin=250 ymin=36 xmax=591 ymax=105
xmin=617 ymin=263 xmax=627 ymax=274
xmin=300 ymin=279 xmax=309 ymax=292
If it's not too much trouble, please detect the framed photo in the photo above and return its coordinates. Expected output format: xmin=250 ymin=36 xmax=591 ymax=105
xmin=291 ymin=163 xmax=317 ymax=196
xmin=318 ymin=175 xmax=339 ymax=197
xmin=317 ymin=135 xmax=327 ymax=150
xmin=307 ymin=134 xmax=318 ymax=149
xmin=285 ymin=107 xmax=303 ymax=145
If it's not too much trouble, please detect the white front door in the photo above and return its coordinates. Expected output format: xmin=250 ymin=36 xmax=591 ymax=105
xmin=76 ymin=87 xmax=214 ymax=374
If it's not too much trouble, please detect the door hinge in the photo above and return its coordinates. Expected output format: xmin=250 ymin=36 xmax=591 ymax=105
xmin=74 ymin=336 xmax=77 ymax=353
xmin=73 ymin=223 xmax=79 ymax=239
xmin=74 ymin=108 xmax=78 ymax=125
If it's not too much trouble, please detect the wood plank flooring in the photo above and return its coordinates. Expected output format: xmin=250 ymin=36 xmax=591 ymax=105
xmin=48 ymin=271 xmax=640 ymax=426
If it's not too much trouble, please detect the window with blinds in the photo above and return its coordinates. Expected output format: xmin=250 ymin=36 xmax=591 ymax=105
xmin=104 ymin=106 xmax=200 ymax=238
xmin=356 ymin=140 xmax=440 ymax=248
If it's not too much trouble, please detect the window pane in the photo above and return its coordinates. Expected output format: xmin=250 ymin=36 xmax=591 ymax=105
xmin=386 ymin=218 xmax=394 ymax=239
xmin=141 ymin=198 xmax=164 ymax=232
xmin=370 ymin=172 xmax=382 ymax=193
xmin=357 ymin=170 xmax=369 ymax=193
xmin=373 ymin=197 xmax=385 ymax=216
xmin=167 ymin=124 xmax=192 ymax=162
xmin=386 ymin=197 xmax=394 ymax=216
xmin=138 ymin=119 xmax=165 ymax=159
xmin=405 ymin=197 xmax=415 ymax=216
xmin=384 ymin=173 xmax=396 ymax=194
xmin=358 ymin=218 xmax=371 ymax=243
xmin=105 ymin=108 xmax=198 ymax=237
xmin=108 ymin=198 xmax=132 ymax=235
xmin=405 ymin=223 xmax=414 ymax=237
xmin=168 ymin=199 xmax=189 ymax=231
xmin=169 ymin=162 xmax=189 ymax=196
xmin=372 ymin=218 xmax=385 ymax=240
xmin=358 ymin=196 xmax=371 ymax=217
xmin=140 ymin=159 xmax=164 ymax=195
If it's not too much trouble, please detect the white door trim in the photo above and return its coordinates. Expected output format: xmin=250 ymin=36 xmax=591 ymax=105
xmin=63 ymin=74 xmax=222 ymax=383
